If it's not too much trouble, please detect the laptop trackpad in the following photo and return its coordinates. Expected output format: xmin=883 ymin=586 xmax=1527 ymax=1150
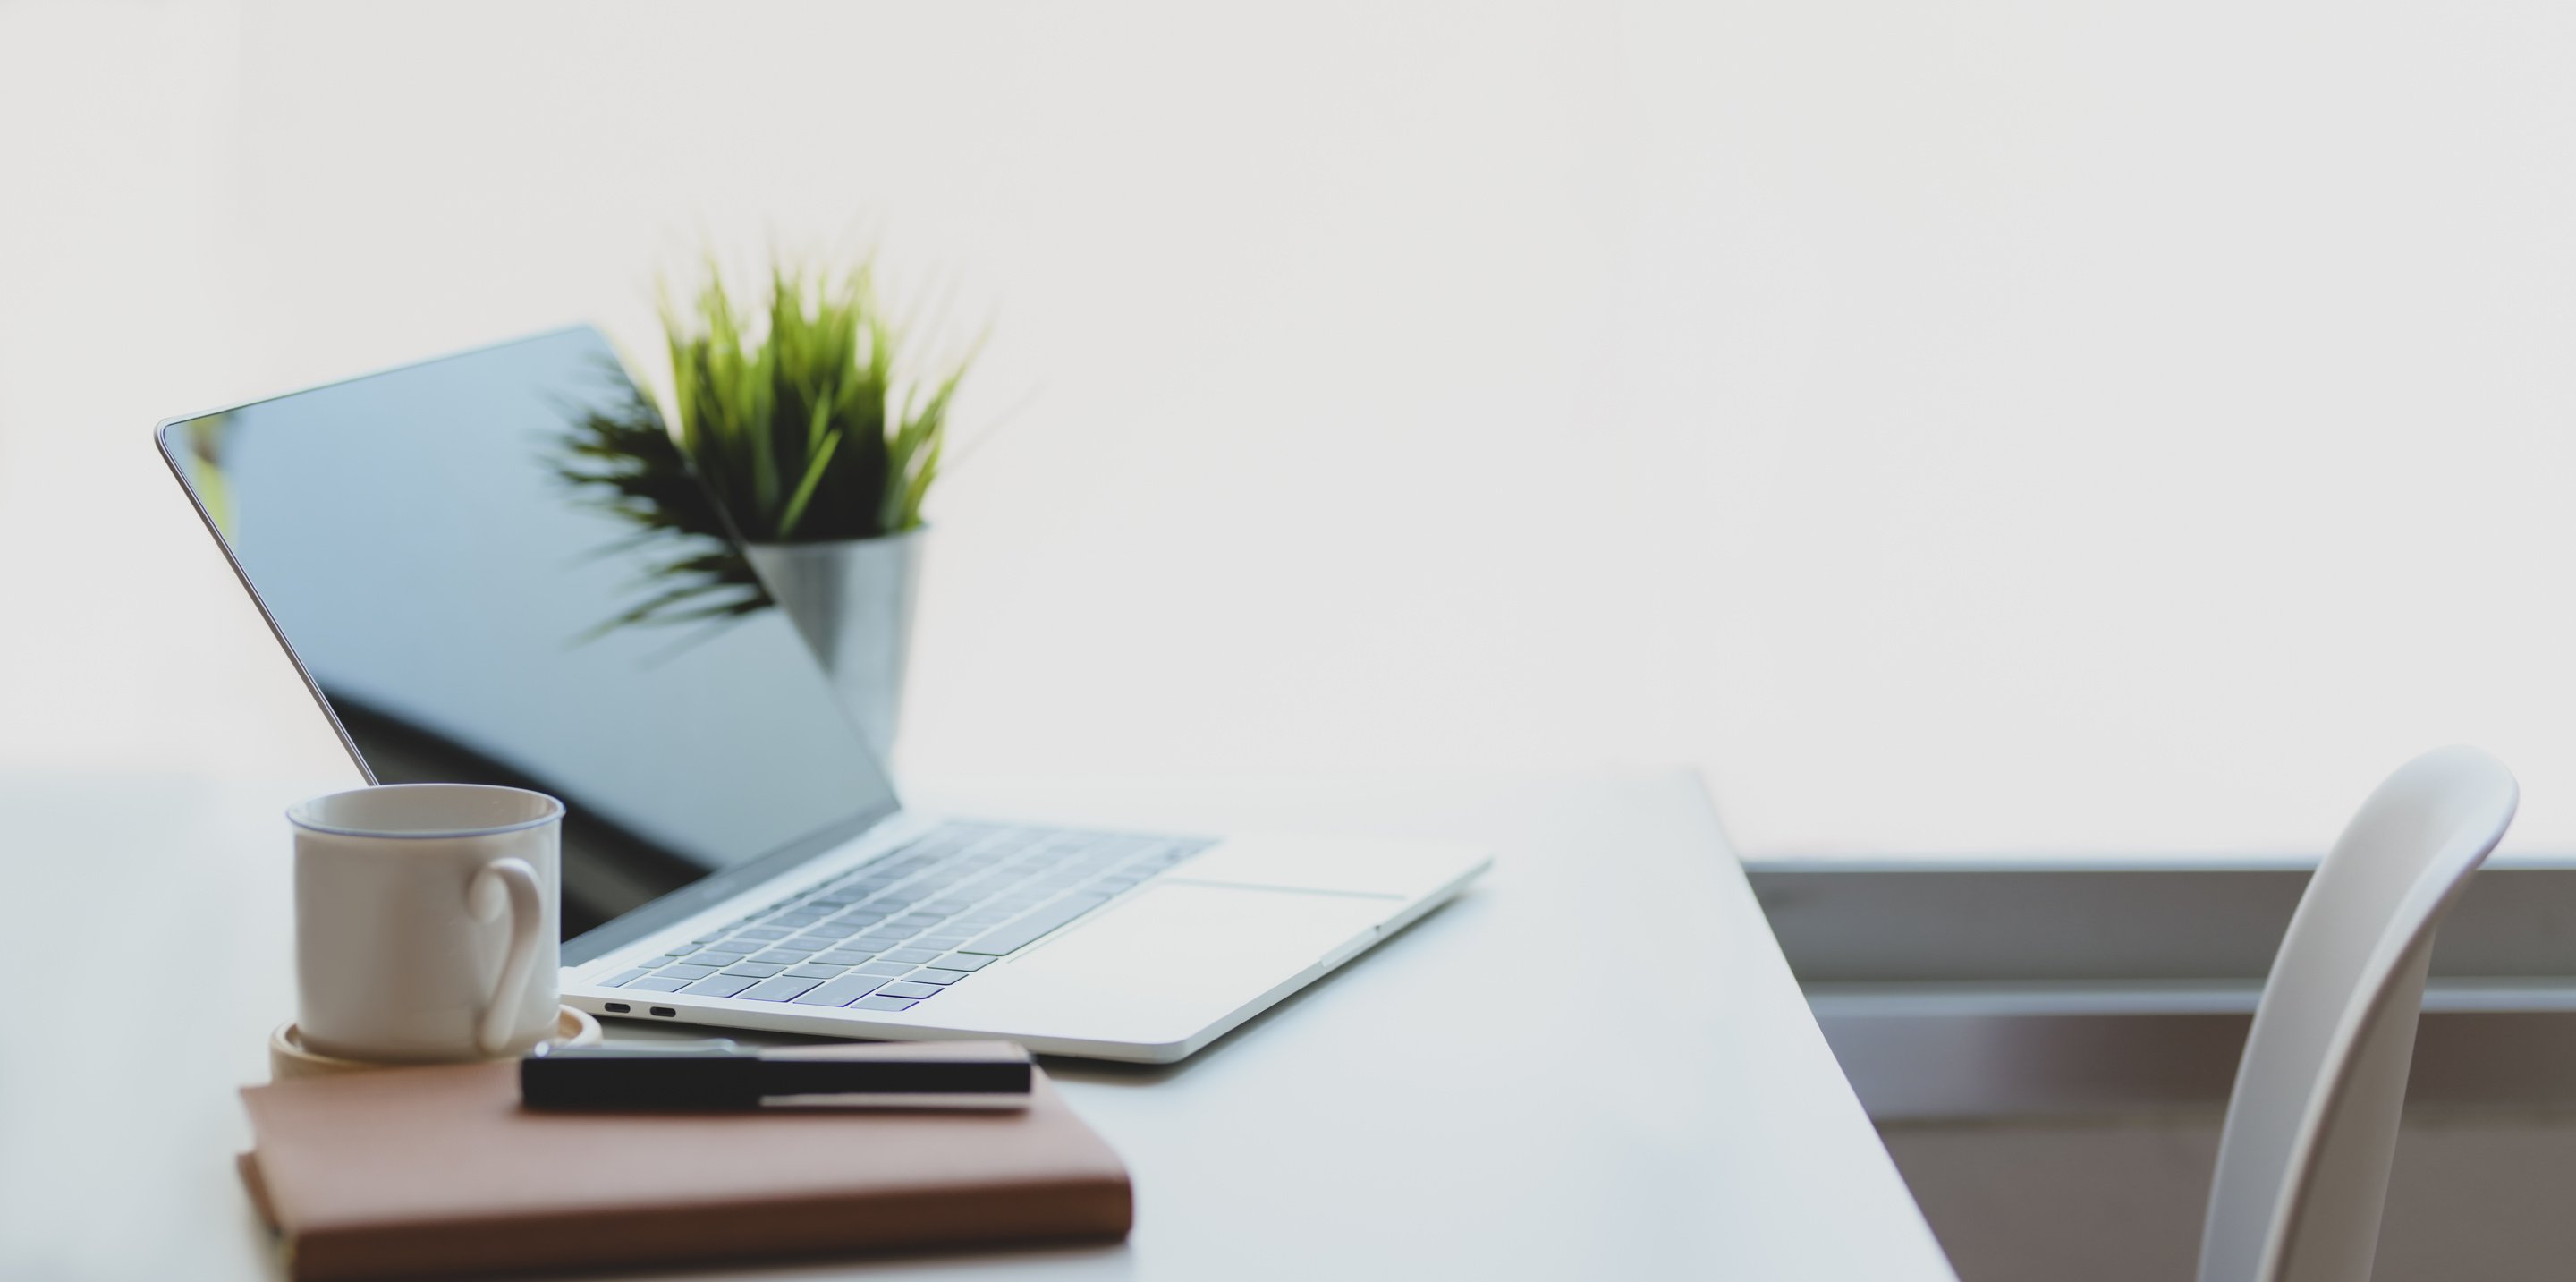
xmin=954 ymin=883 xmax=1394 ymax=1041
xmin=1023 ymin=882 xmax=1392 ymax=979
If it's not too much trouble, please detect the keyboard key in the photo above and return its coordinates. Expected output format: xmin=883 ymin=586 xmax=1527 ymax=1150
xmin=784 ymin=964 xmax=845 ymax=980
xmin=800 ymin=922 xmax=860 ymax=938
xmin=789 ymin=973 xmax=900 ymax=1006
xmin=902 ymin=969 xmax=967 ymax=986
xmin=720 ymin=961 xmax=785 ymax=979
xmin=661 ymin=942 xmax=700 ymax=955
xmin=654 ymin=964 xmax=720 ymax=981
xmin=767 ymin=912 xmax=823 ymax=927
xmin=601 ymin=967 xmax=656 ymax=987
xmin=750 ymin=949 xmax=813 ymax=964
xmin=959 ymin=894 xmax=1110 ymax=955
xmin=930 ymin=954 xmax=995 ymax=972
xmin=734 ymin=927 xmax=791 ymax=941
xmin=691 ymin=951 xmax=750 ymax=969
xmin=623 ymin=976 xmax=691 ymax=991
xmin=912 ymin=936 xmax=969 ymax=950
xmin=849 ymin=996 xmax=919 ymax=1012
xmin=814 ymin=950 xmax=876 ymax=965
xmin=875 ymin=981 xmax=943 ymax=999
xmin=681 ymin=975 xmax=758 ymax=998
xmin=846 ymin=935 xmax=908 ymax=952
xmin=883 ymin=948 xmax=940 ymax=964
xmin=737 ymin=976 xmax=824 ymax=1002
xmin=853 ymin=961 xmax=912 ymax=976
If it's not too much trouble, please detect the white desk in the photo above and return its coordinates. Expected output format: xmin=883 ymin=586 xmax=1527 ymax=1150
xmin=0 ymin=768 xmax=1953 ymax=1280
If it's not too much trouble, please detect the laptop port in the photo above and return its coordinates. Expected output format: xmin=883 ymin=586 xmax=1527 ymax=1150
xmin=604 ymin=1002 xmax=630 ymax=1014
xmin=649 ymin=1006 xmax=677 ymax=1017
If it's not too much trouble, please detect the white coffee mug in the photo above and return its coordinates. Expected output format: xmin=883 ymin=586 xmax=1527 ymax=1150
xmin=289 ymin=784 xmax=564 ymax=1063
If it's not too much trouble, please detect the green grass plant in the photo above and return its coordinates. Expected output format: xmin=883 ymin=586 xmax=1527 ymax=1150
xmin=663 ymin=259 xmax=971 ymax=544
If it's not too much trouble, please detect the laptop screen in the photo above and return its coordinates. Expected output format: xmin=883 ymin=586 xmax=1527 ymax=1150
xmin=157 ymin=327 xmax=901 ymax=958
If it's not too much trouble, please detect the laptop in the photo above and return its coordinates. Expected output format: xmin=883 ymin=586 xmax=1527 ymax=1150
xmin=156 ymin=326 xmax=1487 ymax=1063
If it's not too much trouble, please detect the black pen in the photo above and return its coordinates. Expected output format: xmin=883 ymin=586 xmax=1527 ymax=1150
xmin=521 ymin=1040 xmax=1034 ymax=1111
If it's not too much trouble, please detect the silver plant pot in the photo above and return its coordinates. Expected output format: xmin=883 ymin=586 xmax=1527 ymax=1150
xmin=741 ymin=530 xmax=924 ymax=765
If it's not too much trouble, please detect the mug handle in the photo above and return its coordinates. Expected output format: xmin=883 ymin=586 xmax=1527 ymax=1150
xmin=466 ymin=858 xmax=545 ymax=1057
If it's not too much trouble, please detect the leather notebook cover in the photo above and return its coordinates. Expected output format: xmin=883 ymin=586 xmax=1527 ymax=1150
xmin=237 ymin=1052 xmax=1131 ymax=1281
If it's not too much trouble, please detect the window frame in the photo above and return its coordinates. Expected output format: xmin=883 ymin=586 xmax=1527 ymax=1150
xmin=1747 ymin=857 xmax=2576 ymax=1006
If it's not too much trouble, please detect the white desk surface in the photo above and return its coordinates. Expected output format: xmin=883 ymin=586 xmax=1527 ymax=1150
xmin=0 ymin=768 xmax=1953 ymax=1281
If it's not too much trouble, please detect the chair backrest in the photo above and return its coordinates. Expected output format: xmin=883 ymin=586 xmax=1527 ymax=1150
xmin=2198 ymin=745 xmax=2518 ymax=1282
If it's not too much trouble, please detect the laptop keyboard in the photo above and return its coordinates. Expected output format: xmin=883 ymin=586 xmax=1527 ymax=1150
xmin=599 ymin=822 xmax=1214 ymax=1013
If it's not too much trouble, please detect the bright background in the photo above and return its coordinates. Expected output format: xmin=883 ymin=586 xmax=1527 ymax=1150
xmin=5 ymin=0 xmax=2576 ymax=858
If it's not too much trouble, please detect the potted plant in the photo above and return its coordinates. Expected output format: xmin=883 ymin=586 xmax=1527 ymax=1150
xmin=652 ymin=259 xmax=975 ymax=760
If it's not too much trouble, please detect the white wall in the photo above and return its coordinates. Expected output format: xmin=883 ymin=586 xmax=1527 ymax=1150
xmin=9 ymin=1 xmax=2576 ymax=859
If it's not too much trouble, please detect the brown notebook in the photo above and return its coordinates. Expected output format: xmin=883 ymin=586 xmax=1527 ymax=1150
xmin=237 ymin=1052 xmax=1131 ymax=1281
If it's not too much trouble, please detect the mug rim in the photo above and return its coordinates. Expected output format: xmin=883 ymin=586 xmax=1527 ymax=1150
xmin=288 ymin=783 xmax=564 ymax=840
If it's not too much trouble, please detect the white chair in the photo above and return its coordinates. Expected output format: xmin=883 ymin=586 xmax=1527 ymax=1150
xmin=2198 ymin=745 xmax=2519 ymax=1282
